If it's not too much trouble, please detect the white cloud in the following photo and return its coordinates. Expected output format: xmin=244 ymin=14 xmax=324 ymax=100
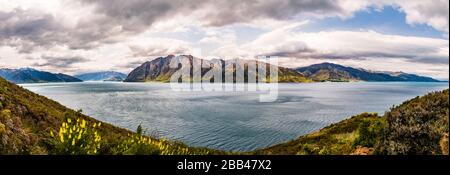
xmin=237 ymin=26 xmax=448 ymax=64
xmin=389 ymin=0 xmax=449 ymax=33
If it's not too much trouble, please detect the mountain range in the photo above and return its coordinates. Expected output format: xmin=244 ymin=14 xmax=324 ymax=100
xmin=74 ymin=71 xmax=127 ymax=81
xmin=124 ymin=55 xmax=312 ymax=83
xmin=0 ymin=56 xmax=441 ymax=84
xmin=125 ymin=55 xmax=440 ymax=83
xmin=297 ymin=62 xmax=440 ymax=82
xmin=0 ymin=68 xmax=82 ymax=84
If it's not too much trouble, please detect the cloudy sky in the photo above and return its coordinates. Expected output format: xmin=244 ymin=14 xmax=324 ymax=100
xmin=0 ymin=0 xmax=448 ymax=79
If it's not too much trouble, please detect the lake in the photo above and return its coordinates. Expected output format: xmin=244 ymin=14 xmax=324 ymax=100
xmin=21 ymin=82 xmax=448 ymax=151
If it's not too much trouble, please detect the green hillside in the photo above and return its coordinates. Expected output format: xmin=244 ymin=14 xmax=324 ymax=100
xmin=253 ymin=113 xmax=384 ymax=155
xmin=254 ymin=89 xmax=449 ymax=155
xmin=0 ymin=77 xmax=223 ymax=155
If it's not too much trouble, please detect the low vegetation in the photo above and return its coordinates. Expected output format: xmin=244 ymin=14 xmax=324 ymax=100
xmin=0 ymin=77 xmax=225 ymax=155
xmin=253 ymin=113 xmax=384 ymax=155
xmin=254 ymin=89 xmax=449 ymax=155
xmin=377 ymin=89 xmax=449 ymax=155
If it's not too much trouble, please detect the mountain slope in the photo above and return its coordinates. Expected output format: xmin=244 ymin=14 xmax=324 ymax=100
xmin=0 ymin=68 xmax=82 ymax=84
xmin=297 ymin=62 xmax=440 ymax=82
xmin=0 ymin=77 xmax=222 ymax=155
xmin=75 ymin=71 xmax=127 ymax=81
xmin=125 ymin=55 xmax=312 ymax=83
xmin=254 ymin=89 xmax=449 ymax=155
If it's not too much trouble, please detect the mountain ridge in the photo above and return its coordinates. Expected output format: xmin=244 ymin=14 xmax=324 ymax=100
xmin=124 ymin=55 xmax=312 ymax=83
xmin=74 ymin=71 xmax=127 ymax=82
xmin=125 ymin=56 xmax=440 ymax=83
xmin=296 ymin=62 xmax=440 ymax=82
xmin=0 ymin=68 xmax=82 ymax=84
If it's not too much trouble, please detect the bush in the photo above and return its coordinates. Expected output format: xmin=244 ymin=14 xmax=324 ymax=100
xmin=113 ymin=124 xmax=161 ymax=155
xmin=377 ymin=90 xmax=449 ymax=155
xmin=50 ymin=118 xmax=102 ymax=155
xmin=113 ymin=125 xmax=210 ymax=155
xmin=352 ymin=118 xmax=385 ymax=148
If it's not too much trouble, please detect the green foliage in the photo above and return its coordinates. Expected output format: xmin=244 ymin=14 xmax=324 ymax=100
xmin=0 ymin=77 xmax=223 ymax=155
xmin=353 ymin=118 xmax=385 ymax=148
xmin=255 ymin=113 xmax=381 ymax=155
xmin=0 ymin=122 xmax=5 ymax=135
xmin=0 ymin=108 xmax=43 ymax=154
xmin=377 ymin=89 xmax=449 ymax=155
xmin=0 ymin=86 xmax=7 ymax=94
xmin=257 ymin=90 xmax=449 ymax=155
xmin=136 ymin=124 xmax=143 ymax=136
xmin=50 ymin=118 xmax=102 ymax=155
xmin=113 ymin=124 xmax=160 ymax=155
xmin=112 ymin=125 xmax=212 ymax=155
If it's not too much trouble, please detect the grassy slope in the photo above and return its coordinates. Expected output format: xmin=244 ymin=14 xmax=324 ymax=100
xmin=253 ymin=113 xmax=383 ymax=155
xmin=254 ymin=89 xmax=449 ymax=155
xmin=0 ymin=77 xmax=224 ymax=155
xmin=308 ymin=69 xmax=355 ymax=82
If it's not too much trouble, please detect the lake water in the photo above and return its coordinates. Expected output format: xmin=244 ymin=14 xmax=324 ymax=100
xmin=21 ymin=82 xmax=448 ymax=151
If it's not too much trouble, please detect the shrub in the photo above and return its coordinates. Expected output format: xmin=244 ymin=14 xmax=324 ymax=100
xmin=352 ymin=118 xmax=385 ymax=148
xmin=113 ymin=124 xmax=161 ymax=155
xmin=0 ymin=86 xmax=7 ymax=94
xmin=50 ymin=118 xmax=102 ymax=155
xmin=377 ymin=90 xmax=449 ymax=155
xmin=113 ymin=125 xmax=209 ymax=155
xmin=0 ymin=122 xmax=5 ymax=135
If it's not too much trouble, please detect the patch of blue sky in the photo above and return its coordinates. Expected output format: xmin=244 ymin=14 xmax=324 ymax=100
xmin=299 ymin=6 xmax=445 ymax=39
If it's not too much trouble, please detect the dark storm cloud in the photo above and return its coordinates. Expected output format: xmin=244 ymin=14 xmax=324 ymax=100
xmin=0 ymin=9 xmax=63 ymax=52
xmin=0 ymin=8 xmax=123 ymax=52
xmin=200 ymin=0 xmax=343 ymax=26
xmin=79 ymin=0 xmax=345 ymax=27
xmin=261 ymin=45 xmax=448 ymax=65
xmin=30 ymin=55 xmax=90 ymax=69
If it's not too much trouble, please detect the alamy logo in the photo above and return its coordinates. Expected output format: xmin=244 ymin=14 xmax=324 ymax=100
xmin=168 ymin=55 xmax=279 ymax=102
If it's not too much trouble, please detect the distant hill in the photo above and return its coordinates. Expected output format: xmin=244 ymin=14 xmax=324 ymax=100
xmin=74 ymin=71 xmax=127 ymax=82
xmin=296 ymin=62 xmax=440 ymax=82
xmin=125 ymin=55 xmax=312 ymax=83
xmin=0 ymin=68 xmax=82 ymax=84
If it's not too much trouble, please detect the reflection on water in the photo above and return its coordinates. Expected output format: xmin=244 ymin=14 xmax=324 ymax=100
xmin=22 ymin=82 xmax=448 ymax=151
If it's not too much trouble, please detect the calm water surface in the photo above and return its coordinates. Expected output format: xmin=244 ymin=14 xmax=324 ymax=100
xmin=21 ymin=82 xmax=448 ymax=151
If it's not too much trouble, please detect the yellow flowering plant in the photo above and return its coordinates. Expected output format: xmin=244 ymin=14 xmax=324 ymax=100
xmin=113 ymin=125 xmax=210 ymax=155
xmin=50 ymin=118 xmax=102 ymax=155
